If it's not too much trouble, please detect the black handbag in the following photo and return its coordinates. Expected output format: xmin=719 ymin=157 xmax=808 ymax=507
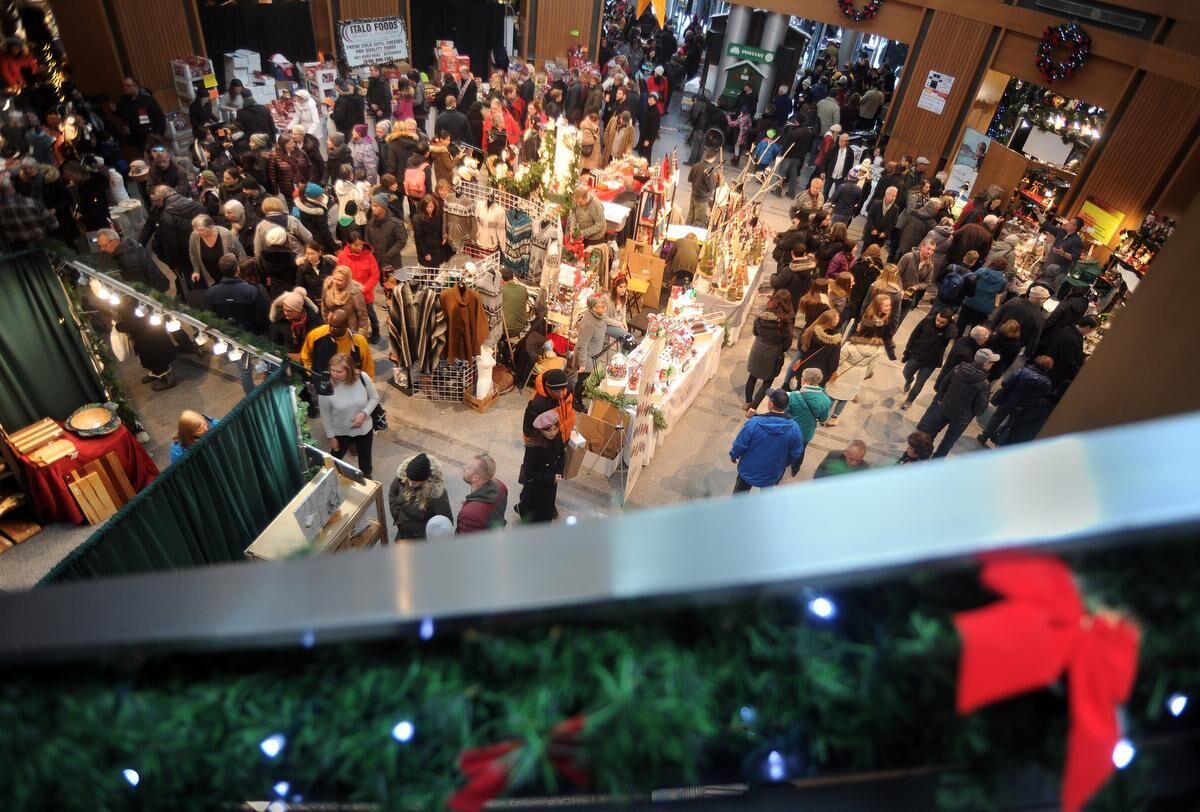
xmin=360 ymin=372 xmax=388 ymax=431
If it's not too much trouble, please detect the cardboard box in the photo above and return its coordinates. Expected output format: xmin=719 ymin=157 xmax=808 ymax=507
xmin=589 ymin=399 xmax=629 ymax=429
xmin=577 ymin=412 xmax=624 ymax=460
xmin=562 ymin=430 xmax=587 ymax=479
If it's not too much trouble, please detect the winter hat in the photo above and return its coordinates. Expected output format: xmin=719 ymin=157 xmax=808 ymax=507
xmin=218 ymin=254 xmax=240 ymax=276
xmin=281 ymin=287 xmax=306 ymax=312
xmin=249 ymin=133 xmax=269 ymax=149
xmin=542 ymin=368 xmax=569 ymax=392
xmin=766 ymin=129 xmax=776 ymax=138
xmin=916 ymin=156 xmax=930 ymax=166
xmin=975 ymin=349 xmax=1001 ymax=366
xmin=266 ymin=226 xmax=288 ymax=247
xmin=294 ymin=88 xmax=311 ymax=100
xmin=328 ymin=132 xmax=345 ymax=147
xmin=406 ymin=453 xmax=432 ymax=482
xmin=338 ymin=214 xmax=354 ymax=228
xmin=199 ymin=169 xmax=217 ymax=185
xmin=532 ymin=409 xmax=560 ymax=430
xmin=303 ymin=182 xmax=324 ymax=199
xmin=353 ymin=124 xmax=368 ymax=138
xmin=371 ymin=192 xmax=391 ymax=208
xmin=128 ymin=160 xmax=150 ymax=178
xmin=654 ymin=65 xmax=664 ymax=76
xmin=425 ymin=514 xmax=454 ymax=539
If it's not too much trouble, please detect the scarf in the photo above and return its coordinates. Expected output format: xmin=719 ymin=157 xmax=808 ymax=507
xmin=290 ymin=310 xmax=309 ymax=346
xmin=324 ymin=277 xmax=352 ymax=309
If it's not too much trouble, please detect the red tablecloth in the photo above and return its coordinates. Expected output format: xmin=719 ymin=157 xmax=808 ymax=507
xmin=19 ymin=423 xmax=159 ymax=524
xmin=594 ymin=177 xmax=648 ymax=202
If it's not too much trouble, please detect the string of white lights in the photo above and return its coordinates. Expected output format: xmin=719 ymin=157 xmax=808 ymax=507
xmin=64 ymin=259 xmax=284 ymax=367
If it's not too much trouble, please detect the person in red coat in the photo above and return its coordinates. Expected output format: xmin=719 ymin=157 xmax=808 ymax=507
xmin=457 ymin=453 xmax=508 ymax=534
xmin=336 ymin=231 xmax=382 ymax=343
xmin=483 ymin=98 xmax=521 ymax=157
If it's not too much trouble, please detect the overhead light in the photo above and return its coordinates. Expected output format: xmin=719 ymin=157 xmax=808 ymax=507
xmin=212 ymin=340 xmax=229 ymax=356
xmin=165 ymin=317 xmax=182 ymax=333
xmin=259 ymin=733 xmax=286 ymax=759
xmin=1168 ymin=693 xmax=1188 ymax=717
xmin=227 ymin=346 xmax=245 ymax=362
xmin=108 ymin=291 xmax=122 ymax=305
xmin=807 ymin=596 xmax=836 ymax=620
xmin=134 ymin=304 xmax=147 ymax=318
xmin=1112 ymin=738 xmax=1135 ymax=769
xmin=149 ymin=312 xmax=163 ymax=326
xmin=122 ymin=768 xmax=140 ymax=787
xmin=194 ymin=332 xmax=209 ymax=347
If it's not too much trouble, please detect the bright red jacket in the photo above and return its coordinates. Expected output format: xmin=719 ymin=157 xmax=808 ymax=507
xmin=336 ymin=243 xmax=381 ymax=304
xmin=483 ymin=109 xmax=522 ymax=150
xmin=646 ymin=75 xmax=669 ymax=100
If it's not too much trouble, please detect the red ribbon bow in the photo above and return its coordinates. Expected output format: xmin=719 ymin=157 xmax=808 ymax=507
xmin=954 ymin=555 xmax=1140 ymax=812
xmin=447 ymin=715 xmax=589 ymax=812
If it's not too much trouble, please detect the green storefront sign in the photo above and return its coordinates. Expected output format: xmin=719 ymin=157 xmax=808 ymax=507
xmin=725 ymin=42 xmax=774 ymax=64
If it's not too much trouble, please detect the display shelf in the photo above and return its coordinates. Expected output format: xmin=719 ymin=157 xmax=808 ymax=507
xmin=1019 ymin=189 xmax=1049 ymax=209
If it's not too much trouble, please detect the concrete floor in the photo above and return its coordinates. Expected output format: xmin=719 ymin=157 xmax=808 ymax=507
xmin=0 ymin=105 xmax=999 ymax=588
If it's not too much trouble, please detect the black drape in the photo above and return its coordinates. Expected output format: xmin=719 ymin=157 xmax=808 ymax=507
xmin=0 ymin=251 xmax=105 ymax=431
xmin=410 ymin=0 xmax=505 ymax=80
xmin=41 ymin=365 xmax=304 ymax=583
xmin=200 ymin=3 xmax=318 ymax=88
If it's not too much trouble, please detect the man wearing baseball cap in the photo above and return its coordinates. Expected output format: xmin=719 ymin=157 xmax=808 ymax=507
xmin=729 ymin=389 xmax=804 ymax=493
xmin=917 ymin=348 xmax=998 ymax=457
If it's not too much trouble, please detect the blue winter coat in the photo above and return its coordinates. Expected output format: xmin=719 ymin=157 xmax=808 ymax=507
xmin=730 ymin=414 xmax=805 ymax=487
xmin=962 ymin=266 xmax=1007 ymax=314
xmin=994 ymin=365 xmax=1052 ymax=410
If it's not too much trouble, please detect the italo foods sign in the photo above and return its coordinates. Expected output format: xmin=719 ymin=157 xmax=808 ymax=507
xmin=339 ymin=17 xmax=410 ymax=67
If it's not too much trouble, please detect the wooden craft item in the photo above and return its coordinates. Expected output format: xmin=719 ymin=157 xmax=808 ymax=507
xmin=0 ymin=518 xmax=41 ymax=543
xmin=28 ymin=438 xmax=78 ymax=467
xmin=65 ymin=471 xmax=119 ymax=525
xmin=0 ymin=537 xmax=11 ymax=555
xmin=10 ymin=419 xmax=63 ymax=456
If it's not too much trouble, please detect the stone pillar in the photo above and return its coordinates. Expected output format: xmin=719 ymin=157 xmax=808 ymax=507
xmin=757 ymin=12 xmax=790 ymax=119
xmin=716 ymin=4 xmax=752 ymax=88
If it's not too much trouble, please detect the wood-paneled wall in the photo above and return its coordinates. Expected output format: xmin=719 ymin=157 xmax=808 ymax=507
xmin=884 ymin=11 xmax=993 ymax=166
xmin=340 ymin=0 xmax=401 ymax=20
xmin=1063 ymin=74 xmax=1200 ymax=240
xmin=989 ymin=31 xmax=1129 ymax=111
xmin=55 ymin=0 xmax=123 ymax=99
xmin=531 ymin=0 xmax=598 ymax=67
xmin=108 ymin=0 xmax=197 ymax=110
xmin=752 ymin=0 xmax=923 ymax=45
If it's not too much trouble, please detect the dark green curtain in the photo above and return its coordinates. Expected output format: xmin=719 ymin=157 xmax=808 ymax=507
xmin=0 ymin=250 xmax=105 ymax=430
xmin=42 ymin=365 xmax=304 ymax=583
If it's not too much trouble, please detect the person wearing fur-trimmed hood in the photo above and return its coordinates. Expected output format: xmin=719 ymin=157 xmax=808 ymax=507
xmin=390 ymin=453 xmax=453 ymax=541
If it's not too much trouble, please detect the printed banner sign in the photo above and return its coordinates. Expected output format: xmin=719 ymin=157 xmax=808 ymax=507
xmin=918 ymin=70 xmax=955 ymax=115
xmin=339 ymin=17 xmax=410 ymax=67
xmin=1080 ymin=197 xmax=1125 ymax=246
xmin=726 ymin=42 xmax=775 ymax=64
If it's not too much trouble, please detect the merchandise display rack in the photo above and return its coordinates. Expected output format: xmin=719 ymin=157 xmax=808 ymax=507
xmin=413 ymin=359 xmax=477 ymax=403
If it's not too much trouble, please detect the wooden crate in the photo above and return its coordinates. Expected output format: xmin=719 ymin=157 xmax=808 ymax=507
xmin=464 ymin=390 xmax=499 ymax=414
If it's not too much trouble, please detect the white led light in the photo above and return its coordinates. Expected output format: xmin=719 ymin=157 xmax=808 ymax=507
xmin=228 ymin=347 xmax=245 ymax=362
xmin=1168 ymin=693 xmax=1188 ymax=717
xmin=212 ymin=340 xmax=228 ymax=356
xmin=260 ymin=733 xmax=286 ymax=758
xmin=134 ymin=304 xmax=147 ymax=318
xmin=807 ymin=596 xmax=836 ymax=619
xmin=565 ymin=515 xmax=578 ymax=526
xmin=122 ymin=768 xmax=140 ymax=787
xmin=194 ymin=332 xmax=208 ymax=346
xmin=108 ymin=291 xmax=122 ymax=305
xmin=1112 ymin=738 xmax=1135 ymax=769
xmin=273 ymin=781 xmax=291 ymax=797
xmin=165 ymin=318 xmax=181 ymax=333
xmin=766 ymin=750 xmax=785 ymax=782
xmin=149 ymin=312 xmax=163 ymax=326
xmin=392 ymin=720 xmax=415 ymax=742
xmin=419 ymin=617 xmax=435 ymax=640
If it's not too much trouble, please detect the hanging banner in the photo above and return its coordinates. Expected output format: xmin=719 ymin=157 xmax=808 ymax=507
xmin=946 ymin=128 xmax=992 ymax=208
xmin=917 ymin=70 xmax=955 ymax=115
xmin=339 ymin=17 xmax=410 ymax=68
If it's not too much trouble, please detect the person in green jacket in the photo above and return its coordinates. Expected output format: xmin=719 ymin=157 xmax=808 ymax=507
xmin=813 ymin=439 xmax=872 ymax=478
xmin=785 ymin=368 xmax=832 ymax=476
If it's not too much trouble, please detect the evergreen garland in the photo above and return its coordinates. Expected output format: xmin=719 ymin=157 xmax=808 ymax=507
xmin=584 ymin=367 xmax=668 ymax=432
xmin=2 ymin=533 xmax=1194 ymax=811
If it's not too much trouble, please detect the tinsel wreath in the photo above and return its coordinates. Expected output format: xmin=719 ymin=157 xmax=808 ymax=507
xmin=837 ymin=0 xmax=882 ymax=23
xmin=1037 ymin=22 xmax=1091 ymax=84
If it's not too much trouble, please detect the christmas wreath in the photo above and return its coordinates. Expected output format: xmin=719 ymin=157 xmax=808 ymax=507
xmin=836 ymin=0 xmax=882 ymax=23
xmin=1037 ymin=22 xmax=1091 ymax=84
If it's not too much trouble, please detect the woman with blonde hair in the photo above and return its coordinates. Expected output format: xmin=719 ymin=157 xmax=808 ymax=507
xmin=390 ymin=452 xmax=453 ymax=540
xmin=863 ymin=262 xmax=903 ymax=329
xmin=170 ymin=410 xmax=214 ymax=463
xmin=319 ymin=352 xmax=380 ymax=478
xmin=825 ymin=294 xmax=896 ymax=426
xmin=321 ymin=266 xmax=370 ymax=335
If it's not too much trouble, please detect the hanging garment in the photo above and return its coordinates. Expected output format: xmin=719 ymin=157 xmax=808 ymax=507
xmin=531 ymin=216 xmax=563 ymax=291
xmin=503 ymin=209 xmax=534 ymax=279
xmin=440 ymin=285 xmax=490 ymax=363
xmin=417 ymin=286 xmax=448 ymax=374
xmin=443 ymin=190 xmax=476 ymax=252
xmin=475 ymin=199 xmax=507 ymax=251
xmin=388 ymin=282 xmax=420 ymax=370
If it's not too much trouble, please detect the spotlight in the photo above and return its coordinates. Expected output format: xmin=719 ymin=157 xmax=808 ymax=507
xmin=165 ymin=318 xmax=182 ymax=333
xmin=194 ymin=332 xmax=209 ymax=347
xmin=212 ymin=340 xmax=229 ymax=356
xmin=807 ymin=596 xmax=836 ymax=620
xmin=1168 ymin=693 xmax=1188 ymax=717
xmin=149 ymin=312 xmax=163 ymax=326
xmin=1111 ymin=739 xmax=1135 ymax=769
xmin=273 ymin=781 xmax=291 ymax=797
xmin=134 ymin=304 xmax=147 ymax=318
xmin=108 ymin=291 xmax=122 ymax=305
xmin=122 ymin=768 xmax=140 ymax=787
xmin=228 ymin=346 xmax=245 ymax=362
xmin=766 ymin=750 xmax=785 ymax=782
xmin=419 ymin=617 xmax=435 ymax=640
xmin=391 ymin=720 xmax=415 ymax=742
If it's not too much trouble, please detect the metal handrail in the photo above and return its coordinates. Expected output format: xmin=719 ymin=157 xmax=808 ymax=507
xmin=2 ymin=412 xmax=1199 ymax=661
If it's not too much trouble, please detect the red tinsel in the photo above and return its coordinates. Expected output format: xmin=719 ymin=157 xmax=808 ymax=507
xmin=954 ymin=555 xmax=1140 ymax=812
xmin=837 ymin=0 xmax=882 ymax=23
xmin=447 ymin=716 xmax=589 ymax=812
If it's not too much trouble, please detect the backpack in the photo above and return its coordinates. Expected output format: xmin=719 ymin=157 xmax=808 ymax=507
xmin=403 ymin=163 xmax=428 ymax=198
xmin=938 ymin=267 xmax=966 ymax=303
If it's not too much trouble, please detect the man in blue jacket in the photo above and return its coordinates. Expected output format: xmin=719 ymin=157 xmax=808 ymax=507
xmin=730 ymin=389 xmax=805 ymax=493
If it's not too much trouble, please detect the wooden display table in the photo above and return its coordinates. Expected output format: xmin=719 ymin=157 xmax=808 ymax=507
xmin=245 ymin=463 xmax=386 ymax=561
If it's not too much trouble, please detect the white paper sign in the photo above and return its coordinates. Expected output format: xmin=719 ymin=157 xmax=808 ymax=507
xmin=917 ymin=70 xmax=955 ymax=115
xmin=339 ymin=17 xmax=410 ymax=68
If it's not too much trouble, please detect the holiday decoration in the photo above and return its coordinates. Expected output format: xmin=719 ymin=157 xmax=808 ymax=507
xmin=954 ymin=555 xmax=1140 ymax=812
xmin=1037 ymin=23 xmax=1092 ymax=84
xmin=837 ymin=0 xmax=883 ymax=22
xmin=448 ymin=716 xmax=590 ymax=812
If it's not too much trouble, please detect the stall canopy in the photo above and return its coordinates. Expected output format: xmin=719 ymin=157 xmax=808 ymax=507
xmin=0 ymin=251 xmax=105 ymax=431
xmin=200 ymin=2 xmax=318 ymax=87
xmin=41 ymin=366 xmax=304 ymax=583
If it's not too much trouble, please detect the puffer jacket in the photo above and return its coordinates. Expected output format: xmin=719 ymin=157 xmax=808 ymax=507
xmin=336 ymin=243 xmax=382 ymax=304
xmin=295 ymin=196 xmax=337 ymax=254
xmin=935 ymin=360 xmax=990 ymax=423
xmin=729 ymin=414 xmax=804 ymax=487
xmin=363 ymin=213 xmax=408 ymax=271
xmin=825 ymin=337 xmax=884 ymax=402
xmin=456 ymin=479 xmax=509 ymax=534
xmin=389 ymin=454 xmax=454 ymax=540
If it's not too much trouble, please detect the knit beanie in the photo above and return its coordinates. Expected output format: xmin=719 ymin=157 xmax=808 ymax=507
xmin=406 ymin=453 xmax=432 ymax=482
xmin=329 ymin=132 xmax=345 ymax=147
xmin=372 ymin=192 xmax=390 ymax=208
xmin=250 ymin=133 xmax=269 ymax=149
xmin=281 ymin=287 xmax=305 ymax=312
xmin=425 ymin=514 xmax=454 ymax=539
xmin=304 ymin=182 xmax=324 ymax=199
xmin=542 ymin=368 xmax=569 ymax=391
xmin=353 ymin=124 xmax=368 ymax=138
xmin=199 ymin=169 xmax=217 ymax=185
xmin=266 ymin=226 xmax=288 ymax=247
